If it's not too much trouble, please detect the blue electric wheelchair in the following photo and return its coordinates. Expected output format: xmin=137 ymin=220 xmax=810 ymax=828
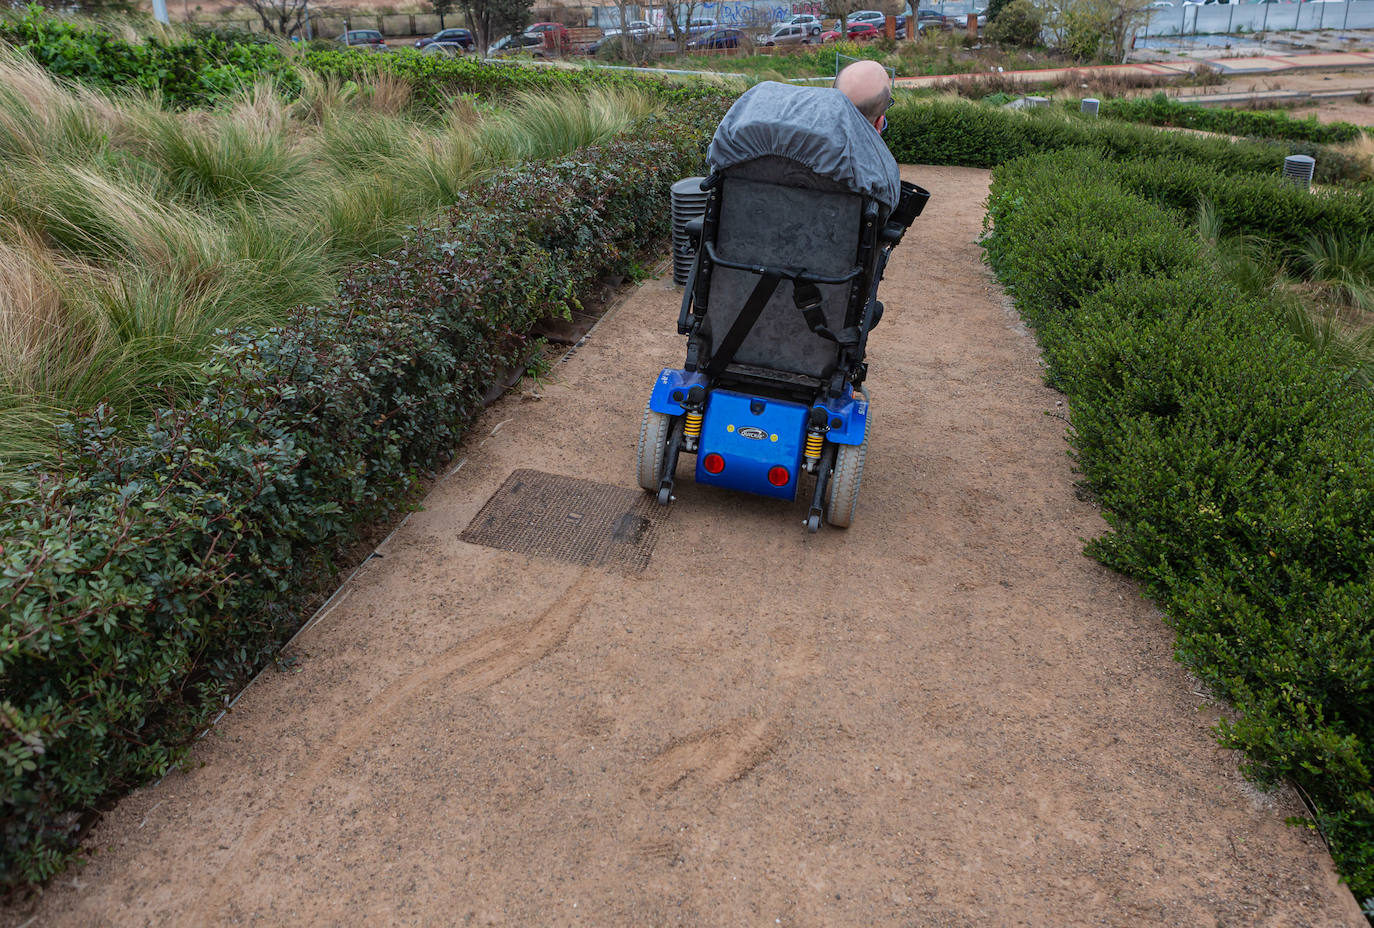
xmin=637 ymin=81 xmax=928 ymax=532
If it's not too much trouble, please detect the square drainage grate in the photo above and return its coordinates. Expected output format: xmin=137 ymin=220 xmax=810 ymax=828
xmin=459 ymin=469 xmax=663 ymax=572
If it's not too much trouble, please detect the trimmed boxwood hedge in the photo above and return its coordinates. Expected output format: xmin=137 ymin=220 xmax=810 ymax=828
xmin=885 ymin=97 xmax=1370 ymax=184
xmin=983 ymin=147 xmax=1374 ymax=904
xmin=1099 ymin=93 xmax=1364 ymax=146
xmin=0 ymin=98 xmax=726 ymax=890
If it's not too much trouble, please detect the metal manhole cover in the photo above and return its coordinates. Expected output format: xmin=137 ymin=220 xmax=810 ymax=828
xmin=459 ymin=470 xmax=663 ymax=572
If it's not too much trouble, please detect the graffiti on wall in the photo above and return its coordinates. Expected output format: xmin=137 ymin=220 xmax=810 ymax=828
xmin=697 ymin=1 xmax=793 ymax=24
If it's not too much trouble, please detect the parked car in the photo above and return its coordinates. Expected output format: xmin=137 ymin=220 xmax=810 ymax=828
xmin=336 ymin=29 xmax=386 ymax=48
xmin=781 ymin=13 xmax=824 ymax=35
xmin=601 ymin=19 xmax=653 ymax=38
xmin=915 ymin=8 xmax=969 ymax=31
xmin=685 ymin=27 xmax=746 ymax=49
xmin=849 ymin=10 xmax=887 ymax=27
xmin=760 ymin=23 xmax=813 ymax=46
xmin=488 ymin=32 xmax=544 ymax=55
xmin=667 ymin=17 xmax=719 ymax=37
xmin=589 ymin=31 xmax=650 ymax=54
xmin=524 ymin=21 xmax=571 ymax=51
xmin=414 ymin=28 xmax=473 ymax=51
xmin=821 ymin=21 xmax=880 ymax=42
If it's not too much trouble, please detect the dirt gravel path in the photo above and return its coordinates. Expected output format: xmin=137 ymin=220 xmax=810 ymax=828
xmin=15 ymin=165 xmax=1365 ymax=927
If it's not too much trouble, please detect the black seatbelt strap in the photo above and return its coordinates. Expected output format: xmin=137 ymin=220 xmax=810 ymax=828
xmin=705 ymin=272 xmax=782 ymax=378
xmin=793 ymin=281 xmax=860 ymax=347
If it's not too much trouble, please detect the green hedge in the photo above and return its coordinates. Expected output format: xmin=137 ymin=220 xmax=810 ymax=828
xmin=886 ymin=97 xmax=1370 ymax=184
xmin=0 ymin=100 xmax=721 ymax=889
xmin=0 ymin=7 xmax=725 ymax=112
xmin=1099 ymin=92 xmax=1364 ymax=145
xmin=300 ymin=48 xmax=697 ymax=109
xmin=0 ymin=5 xmax=298 ymax=107
xmin=1104 ymin=154 xmax=1374 ymax=251
xmin=983 ymin=146 xmax=1374 ymax=903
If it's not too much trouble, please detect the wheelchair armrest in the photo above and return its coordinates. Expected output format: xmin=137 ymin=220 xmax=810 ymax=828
xmin=685 ymin=216 xmax=704 ymax=247
xmin=891 ymin=182 xmax=930 ymax=229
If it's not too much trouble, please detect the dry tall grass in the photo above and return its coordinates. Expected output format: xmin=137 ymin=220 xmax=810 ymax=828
xmin=1199 ymin=201 xmax=1374 ymax=386
xmin=0 ymin=51 xmax=659 ymax=466
xmin=931 ymin=63 xmax=1220 ymax=100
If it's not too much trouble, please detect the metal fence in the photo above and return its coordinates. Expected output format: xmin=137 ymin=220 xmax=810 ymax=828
xmin=1142 ymin=0 xmax=1374 ymax=38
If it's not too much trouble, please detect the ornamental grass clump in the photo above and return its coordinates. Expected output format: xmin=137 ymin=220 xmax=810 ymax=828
xmin=0 ymin=49 xmax=661 ymax=468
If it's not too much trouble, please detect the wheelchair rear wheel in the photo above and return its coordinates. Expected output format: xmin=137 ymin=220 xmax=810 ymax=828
xmin=637 ymin=400 xmax=675 ymax=492
xmin=824 ymin=388 xmax=870 ymax=528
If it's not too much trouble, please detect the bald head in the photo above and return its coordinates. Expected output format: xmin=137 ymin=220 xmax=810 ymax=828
xmin=835 ymin=59 xmax=893 ymax=126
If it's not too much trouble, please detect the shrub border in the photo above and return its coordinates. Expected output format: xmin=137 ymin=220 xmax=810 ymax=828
xmin=982 ymin=145 xmax=1374 ymax=906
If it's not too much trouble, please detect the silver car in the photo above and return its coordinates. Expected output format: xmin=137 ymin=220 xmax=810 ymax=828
xmin=760 ymin=23 xmax=813 ymax=46
xmin=782 ymin=13 xmax=824 ymax=35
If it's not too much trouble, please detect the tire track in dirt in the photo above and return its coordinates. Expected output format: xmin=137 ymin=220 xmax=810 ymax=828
xmin=636 ymin=628 xmax=818 ymax=797
xmin=188 ymin=568 xmax=596 ymax=924
xmin=640 ymin=715 xmax=785 ymax=796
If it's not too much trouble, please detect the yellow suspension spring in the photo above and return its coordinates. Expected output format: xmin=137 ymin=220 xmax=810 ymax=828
xmin=803 ymin=431 xmax=824 ymax=460
xmin=684 ymin=411 xmax=703 ymax=440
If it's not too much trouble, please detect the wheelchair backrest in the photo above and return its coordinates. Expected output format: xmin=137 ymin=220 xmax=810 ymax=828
xmin=697 ymin=156 xmax=876 ymax=383
xmin=697 ymin=158 xmax=879 ymax=382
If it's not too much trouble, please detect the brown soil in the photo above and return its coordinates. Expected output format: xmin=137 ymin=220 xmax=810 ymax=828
xmin=1189 ymin=68 xmax=1374 ymax=123
xmin=7 ymin=165 xmax=1365 ymax=927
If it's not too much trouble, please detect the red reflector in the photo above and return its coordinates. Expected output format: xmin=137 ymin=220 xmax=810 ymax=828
xmin=768 ymin=466 xmax=790 ymax=487
xmin=703 ymin=453 xmax=725 ymax=474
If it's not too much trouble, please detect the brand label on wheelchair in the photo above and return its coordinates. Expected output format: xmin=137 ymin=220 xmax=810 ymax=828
xmin=737 ymin=426 xmax=768 ymax=441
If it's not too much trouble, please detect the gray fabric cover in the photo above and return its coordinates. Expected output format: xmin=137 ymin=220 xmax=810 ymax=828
xmin=707 ymin=81 xmax=900 ymax=209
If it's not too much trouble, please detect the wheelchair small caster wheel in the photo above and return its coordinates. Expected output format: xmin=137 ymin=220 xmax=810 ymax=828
xmin=806 ymin=513 xmax=821 ymax=533
xmin=657 ymin=487 xmax=672 ymax=506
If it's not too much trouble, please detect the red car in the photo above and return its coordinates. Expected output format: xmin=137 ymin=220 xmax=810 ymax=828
xmin=524 ymin=22 xmax=571 ymax=51
xmin=820 ymin=21 xmax=880 ymax=42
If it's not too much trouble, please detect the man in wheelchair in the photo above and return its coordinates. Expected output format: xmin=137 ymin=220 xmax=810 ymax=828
xmin=835 ymin=58 xmax=900 ymax=136
xmin=638 ymin=67 xmax=928 ymax=532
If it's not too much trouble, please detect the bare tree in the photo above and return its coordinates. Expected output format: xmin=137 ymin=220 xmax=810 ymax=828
xmin=612 ymin=0 xmax=636 ymax=59
xmin=660 ymin=0 xmax=703 ymax=54
xmin=463 ymin=0 xmax=532 ymax=52
xmin=433 ymin=0 xmax=455 ymax=29
xmin=1049 ymin=0 xmax=1152 ymax=62
xmin=820 ymin=0 xmax=866 ymax=33
xmin=239 ymin=0 xmax=312 ymax=38
xmin=1102 ymin=0 xmax=1154 ymax=62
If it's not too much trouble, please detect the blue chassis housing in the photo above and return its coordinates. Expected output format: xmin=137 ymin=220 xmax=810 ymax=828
xmin=647 ymin=367 xmax=868 ymax=502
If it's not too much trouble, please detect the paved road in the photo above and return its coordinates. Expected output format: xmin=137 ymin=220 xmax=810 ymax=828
xmin=10 ymin=166 xmax=1363 ymax=928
